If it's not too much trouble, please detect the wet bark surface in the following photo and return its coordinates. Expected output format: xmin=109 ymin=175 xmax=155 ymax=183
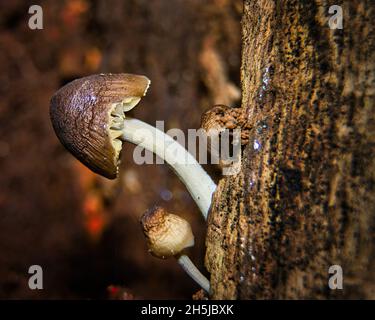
xmin=205 ymin=0 xmax=375 ymax=299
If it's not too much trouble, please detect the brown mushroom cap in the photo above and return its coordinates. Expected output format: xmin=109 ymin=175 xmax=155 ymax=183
xmin=141 ymin=206 xmax=194 ymax=259
xmin=50 ymin=73 xmax=150 ymax=179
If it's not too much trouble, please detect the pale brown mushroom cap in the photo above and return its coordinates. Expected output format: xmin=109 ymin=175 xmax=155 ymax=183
xmin=50 ymin=73 xmax=150 ymax=179
xmin=141 ymin=206 xmax=195 ymax=259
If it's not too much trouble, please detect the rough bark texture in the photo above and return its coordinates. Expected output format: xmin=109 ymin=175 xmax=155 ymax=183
xmin=205 ymin=0 xmax=375 ymax=299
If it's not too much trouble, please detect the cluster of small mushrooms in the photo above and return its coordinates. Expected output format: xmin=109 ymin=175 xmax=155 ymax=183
xmin=50 ymin=73 xmax=216 ymax=292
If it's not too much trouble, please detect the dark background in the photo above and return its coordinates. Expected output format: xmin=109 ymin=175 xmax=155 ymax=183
xmin=0 ymin=0 xmax=241 ymax=299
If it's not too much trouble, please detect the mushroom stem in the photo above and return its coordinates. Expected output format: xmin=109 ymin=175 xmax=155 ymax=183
xmin=122 ymin=118 xmax=217 ymax=219
xmin=176 ymin=254 xmax=210 ymax=293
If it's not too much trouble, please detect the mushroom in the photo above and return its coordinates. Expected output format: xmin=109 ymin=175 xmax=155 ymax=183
xmin=50 ymin=73 xmax=216 ymax=218
xmin=201 ymin=104 xmax=251 ymax=146
xmin=200 ymin=105 xmax=247 ymax=175
xmin=141 ymin=206 xmax=210 ymax=292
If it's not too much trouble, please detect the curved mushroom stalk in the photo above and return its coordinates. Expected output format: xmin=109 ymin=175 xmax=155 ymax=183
xmin=121 ymin=118 xmax=216 ymax=218
xmin=176 ymin=254 xmax=210 ymax=293
xmin=50 ymin=73 xmax=216 ymax=219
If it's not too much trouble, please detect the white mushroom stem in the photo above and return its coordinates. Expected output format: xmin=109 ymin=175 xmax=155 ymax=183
xmin=177 ymin=254 xmax=210 ymax=292
xmin=121 ymin=118 xmax=217 ymax=219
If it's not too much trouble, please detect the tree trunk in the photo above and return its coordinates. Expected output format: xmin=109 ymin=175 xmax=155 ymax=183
xmin=205 ymin=0 xmax=374 ymax=299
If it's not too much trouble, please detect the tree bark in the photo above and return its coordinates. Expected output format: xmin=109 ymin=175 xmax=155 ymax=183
xmin=205 ymin=0 xmax=375 ymax=299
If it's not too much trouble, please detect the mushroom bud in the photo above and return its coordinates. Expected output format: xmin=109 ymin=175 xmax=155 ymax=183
xmin=141 ymin=206 xmax=194 ymax=259
xmin=50 ymin=73 xmax=216 ymax=218
xmin=141 ymin=206 xmax=210 ymax=292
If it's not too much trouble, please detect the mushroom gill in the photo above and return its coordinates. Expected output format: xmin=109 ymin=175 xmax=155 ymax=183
xmin=108 ymin=97 xmax=143 ymax=172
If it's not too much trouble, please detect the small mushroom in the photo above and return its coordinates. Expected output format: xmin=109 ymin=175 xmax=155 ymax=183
xmin=141 ymin=206 xmax=210 ymax=292
xmin=200 ymin=105 xmax=249 ymax=175
xmin=50 ymin=73 xmax=216 ymax=218
xmin=201 ymin=104 xmax=251 ymax=146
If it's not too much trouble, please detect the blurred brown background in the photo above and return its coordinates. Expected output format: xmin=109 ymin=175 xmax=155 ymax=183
xmin=0 ymin=0 xmax=241 ymax=299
